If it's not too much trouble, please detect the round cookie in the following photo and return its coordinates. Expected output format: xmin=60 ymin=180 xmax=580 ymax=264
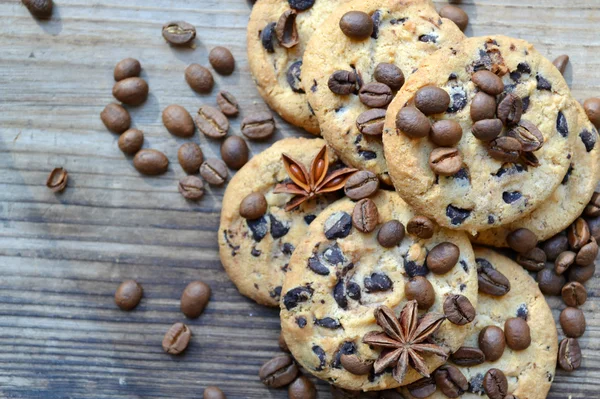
xmin=383 ymin=35 xmax=579 ymax=234
xmin=247 ymin=0 xmax=352 ymax=135
xmin=301 ymin=0 xmax=465 ymax=184
xmin=280 ymin=191 xmax=479 ymax=391
xmin=472 ymin=100 xmax=600 ymax=247
xmin=401 ymin=248 xmax=558 ymax=399
xmin=219 ymin=138 xmax=345 ymax=307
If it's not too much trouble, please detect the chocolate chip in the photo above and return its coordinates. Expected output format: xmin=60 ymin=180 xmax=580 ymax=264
xmin=558 ymin=338 xmax=582 ymax=371
xmin=304 ymin=215 xmax=316 ymax=225
xmin=536 ymin=74 xmax=552 ymax=91
xmin=405 ymin=276 xmax=435 ymax=310
xmin=346 ymin=281 xmax=361 ymax=300
xmin=447 ymin=87 xmax=468 ymax=113
xmin=261 ymin=22 xmax=277 ymax=53
xmin=247 ymin=216 xmax=268 ymax=242
xmin=446 ymin=204 xmax=471 ymax=225
xmin=431 ymin=120 xmax=463 ymax=146
xmin=472 ymin=119 xmax=503 ymax=142
xmin=333 ymin=280 xmax=348 ymax=309
xmin=315 ymin=317 xmax=341 ymax=329
xmin=477 ymin=258 xmax=510 ymax=296
xmin=418 ymin=34 xmax=437 ymax=43
xmin=488 ymin=136 xmax=521 ymax=163
xmin=374 ymin=63 xmax=404 ymax=90
xmin=283 ymin=286 xmax=313 ymax=310
xmin=396 ymin=106 xmax=431 ymax=138
xmin=287 ymin=0 xmax=314 ymax=11
xmin=415 ymin=86 xmax=451 ymax=115
xmin=427 ymin=242 xmax=460 ymax=274
xmin=406 ymin=216 xmax=434 ymax=239
xmin=312 ymin=345 xmax=326 ymax=370
xmin=451 ymin=347 xmax=485 ymax=366
xmin=580 ymin=128 xmax=597 ymax=152
xmin=339 ymin=11 xmax=373 ymax=40
xmin=405 ymin=259 xmax=429 ymax=278
xmin=308 ymin=254 xmax=329 ymax=276
xmin=296 ymin=317 xmax=307 ymax=328
xmin=370 ymin=10 xmax=382 ymax=39
xmin=507 ymin=120 xmax=544 ymax=152
xmin=472 ymin=70 xmax=504 ymax=95
xmin=324 ymin=212 xmax=353 ymax=239
xmin=270 ymin=214 xmax=290 ymax=238
xmin=502 ymin=191 xmax=522 ymax=204
xmin=276 ymin=10 xmax=299 ymax=48
xmin=364 ymin=273 xmax=392 ymax=292
xmin=478 ymin=326 xmax=505 ymax=362
xmin=497 ymin=93 xmax=523 ymax=125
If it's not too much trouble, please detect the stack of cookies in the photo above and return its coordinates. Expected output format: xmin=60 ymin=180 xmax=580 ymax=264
xmin=218 ymin=0 xmax=600 ymax=397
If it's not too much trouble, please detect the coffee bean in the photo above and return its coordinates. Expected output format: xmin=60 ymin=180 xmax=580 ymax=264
xmin=555 ymin=251 xmax=576 ymax=275
xmin=195 ymin=106 xmax=229 ymax=139
xmin=179 ymin=176 xmax=205 ymax=200
xmin=472 ymin=70 xmax=504 ymax=95
xmin=377 ymin=220 xmax=405 ymax=248
xmin=163 ymin=105 xmax=195 ymax=137
xmin=276 ymin=10 xmax=299 ymax=48
xmin=405 ymin=276 xmax=435 ymax=310
xmin=358 ymin=82 xmax=392 ymax=108
xmin=479 ymin=326 xmax=505 ymax=362
xmin=516 ymin=247 xmax=546 ymax=272
xmin=451 ymin=346 xmax=485 ymax=366
xmin=560 ymin=307 xmax=586 ymax=338
xmin=101 ymin=103 xmax=131 ymax=134
xmin=259 ymin=355 xmax=298 ymax=388
xmin=261 ymin=22 xmax=277 ymax=53
xmin=434 ymin=365 xmax=468 ymax=398
xmin=504 ymin=317 xmax=531 ymax=350
xmin=177 ymin=143 xmax=204 ymax=174
xmin=220 ymin=136 xmax=249 ymax=170
xmin=340 ymin=354 xmax=373 ymax=375
xmin=543 ymin=234 xmax=569 ymax=261
xmin=203 ymin=386 xmax=226 ymax=399
xmin=241 ymin=111 xmax=276 ymax=140
xmin=507 ymin=120 xmax=544 ymax=152
xmin=583 ymin=98 xmax=600 ymax=128
xmin=470 ymin=92 xmax=497 ymax=122
xmin=162 ymin=21 xmax=196 ymax=45
xmin=427 ymin=242 xmax=460 ymax=274
xmin=477 ymin=260 xmax=510 ymax=296
xmin=180 ymin=281 xmax=211 ymax=318
xmin=352 ymin=198 xmax=378 ymax=233
xmin=328 ymin=70 xmax=361 ymax=95
xmin=407 ymin=215 xmax=435 ymax=239
xmin=506 ymin=228 xmax=538 ymax=253
xmin=356 ymin=108 xmax=386 ymax=136
xmin=374 ymin=63 xmax=405 ymax=90
xmin=588 ymin=216 xmax=600 ymax=241
xmin=239 ymin=193 xmax=267 ymax=220
xmin=112 ymin=77 xmax=148 ymax=106
xmin=344 ymin=170 xmax=379 ymax=200
xmin=114 ymin=58 xmax=141 ymax=81
xmin=558 ymin=338 xmax=582 ymax=371
xmin=133 ymin=149 xmax=169 ymax=176
xmin=185 ymin=64 xmax=214 ymax=94
xmin=216 ymin=91 xmax=239 ymax=117
xmin=431 ymin=120 xmax=463 ymax=146
xmin=162 ymin=323 xmax=191 ymax=355
xmin=114 ymin=280 xmax=143 ymax=311
xmin=288 ymin=0 xmax=314 ymax=11
xmin=415 ymin=86 xmax=451 ymax=115
xmin=483 ymin=368 xmax=508 ymax=399
xmin=406 ymin=377 xmax=436 ymax=398
xmin=22 ymin=0 xmax=53 ymax=18
xmin=200 ymin=159 xmax=228 ymax=186
xmin=584 ymin=192 xmax=600 ymax=217
xmin=288 ymin=376 xmax=316 ymax=399
xmin=396 ymin=106 xmax=431 ymax=138
xmin=118 ymin=128 xmax=144 ymax=155
xmin=553 ymin=55 xmax=569 ymax=75
xmin=339 ymin=11 xmax=373 ymax=40
xmin=568 ymin=218 xmax=591 ymax=250
xmin=209 ymin=46 xmax=235 ymax=75
xmin=488 ymin=136 xmax=521 ymax=163
xmin=472 ymin=119 xmax=503 ymax=142
xmin=439 ymin=5 xmax=468 ymax=31
xmin=568 ymin=263 xmax=596 ymax=284
xmin=444 ymin=294 xmax=475 ymax=325
xmin=497 ymin=93 xmax=523 ymax=125
xmin=537 ymin=267 xmax=566 ymax=296
xmin=429 ymin=147 xmax=463 ymax=176
xmin=562 ymin=281 xmax=587 ymax=307
xmin=46 ymin=167 xmax=68 ymax=193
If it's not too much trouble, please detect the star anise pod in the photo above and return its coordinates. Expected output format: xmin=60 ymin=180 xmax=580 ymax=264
xmin=273 ymin=145 xmax=357 ymax=211
xmin=363 ymin=301 xmax=448 ymax=383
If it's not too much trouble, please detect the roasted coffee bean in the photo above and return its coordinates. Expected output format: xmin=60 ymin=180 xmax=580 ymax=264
xmin=241 ymin=111 xmax=276 ymax=140
xmin=568 ymin=263 xmax=595 ymax=284
xmin=22 ymin=0 xmax=53 ymax=18
xmin=179 ymin=176 xmax=205 ymax=200
xmin=221 ymin=136 xmax=249 ymax=170
xmin=356 ymin=108 xmax=386 ymax=136
xmin=479 ymin=326 xmax=505 ymax=361
xmin=588 ymin=216 xmax=600 ymax=241
xmin=133 ymin=149 xmax=169 ymax=175
xmin=209 ymin=46 xmax=235 ymax=75
xmin=470 ymin=92 xmax=497 ymax=122
xmin=200 ymin=159 xmax=228 ymax=186
xmin=185 ymin=64 xmax=214 ymax=94
xmin=439 ymin=5 xmax=468 ymax=31
xmin=552 ymin=54 xmax=569 ymax=75
xmin=276 ymin=10 xmax=299 ymax=48
xmin=114 ymin=58 xmax=141 ymax=81
xmin=434 ymin=365 xmax=468 ymax=398
xmin=288 ymin=376 xmax=316 ymax=399
xmin=483 ymin=368 xmax=508 ymax=399
xmin=444 ymin=294 xmax=475 ymax=325
xmin=543 ymin=234 xmax=569 ymax=261
xmin=112 ymin=77 xmax=148 ymax=106
xmin=472 ymin=119 xmax=503 ymax=142
xmin=560 ymin=307 xmax=586 ymax=338
xmin=562 ymin=281 xmax=587 ymax=307
xmin=507 ymin=120 xmax=544 ymax=152
xmin=339 ymin=11 xmax=373 ymax=40
xmin=340 ymin=354 xmax=373 ymax=375
xmin=555 ymin=251 xmax=576 ymax=275
xmin=506 ymin=228 xmax=538 ymax=253
xmin=162 ymin=21 xmax=196 ymax=45
xmin=415 ymin=86 xmax=451 ymax=115
xmin=568 ymin=218 xmax=591 ymax=250
xmin=472 ymin=70 xmax=504 ymax=95
xmin=162 ymin=323 xmax=192 ymax=355
xmin=451 ymin=346 xmax=485 ymax=366
xmin=584 ymin=192 xmax=600 ymax=217
xmin=477 ymin=261 xmax=510 ymax=296
xmin=405 ymin=276 xmax=435 ymax=310
xmin=195 ymin=105 xmax=229 ymax=139
xmin=516 ymin=247 xmax=546 ymax=272
xmin=259 ymin=355 xmax=298 ymax=388
xmin=288 ymin=0 xmax=315 ymax=11
xmin=216 ymin=91 xmax=239 ymax=117
xmin=328 ymin=70 xmax=360 ymax=95
xmin=431 ymin=120 xmax=463 ymax=146
xmin=497 ymin=93 xmax=523 ymax=125
xmin=359 ymin=82 xmax=392 ymax=108
xmin=504 ymin=317 xmax=531 ymax=350
xmin=407 ymin=215 xmax=434 ymax=239
xmin=180 ymin=281 xmax=211 ymax=318
xmin=239 ymin=193 xmax=267 ymax=220
xmin=178 ymin=142 xmax=204 ymax=174
xmin=352 ymin=198 xmax=379 ymax=233
xmin=114 ymin=280 xmax=143 ymax=310
xmin=537 ymin=267 xmax=566 ymax=296
xmin=396 ymin=106 xmax=431 ymax=138
xmin=344 ymin=170 xmax=379 ymax=200
xmin=374 ymin=63 xmax=405 ymax=90
xmin=203 ymin=386 xmax=226 ymax=399
xmin=558 ymin=338 xmax=582 ymax=371
xmin=584 ymin=98 xmax=600 ymax=128
xmin=429 ymin=147 xmax=463 ymax=176
xmin=101 ymin=103 xmax=131 ymax=134
xmin=46 ymin=167 xmax=68 ymax=193
xmin=163 ymin=105 xmax=195 ymax=137
xmin=118 ymin=128 xmax=144 ymax=155
xmin=427 ymin=242 xmax=460 ymax=274
xmin=406 ymin=377 xmax=436 ymax=398
xmin=488 ymin=136 xmax=521 ymax=163
xmin=377 ymin=220 xmax=405 ymax=248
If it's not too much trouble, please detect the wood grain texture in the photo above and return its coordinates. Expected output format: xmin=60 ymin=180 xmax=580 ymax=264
xmin=0 ymin=0 xmax=598 ymax=397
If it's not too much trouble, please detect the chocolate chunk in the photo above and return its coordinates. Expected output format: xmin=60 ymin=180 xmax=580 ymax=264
xmin=296 ymin=317 xmax=307 ymax=328
xmin=557 ymin=111 xmax=569 ymax=138
xmin=282 ymin=243 xmax=295 ymax=255
xmin=518 ymin=62 xmax=531 ymax=73
xmin=333 ymin=280 xmax=348 ymax=309
xmin=516 ymin=303 xmax=528 ymax=320
xmin=324 ymin=212 xmax=353 ymax=239
xmin=580 ymin=128 xmax=597 ymax=152
xmin=283 ymin=286 xmax=314 ymax=310
xmin=286 ymin=61 xmax=304 ymax=93
xmin=522 ymin=96 xmax=530 ymax=113
xmin=446 ymin=205 xmax=471 ymax=225
xmin=260 ymin=22 xmax=277 ymax=53
xmin=405 ymin=260 xmax=429 ymax=277
xmin=536 ymin=75 xmax=552 ymax=90
xmin=312 ymin=345 xmax=327 ymax=371
xmin=359 ymin=150 xmax=377 ymax=160
xmin=502 ymin=191 xmax=522 ymax=204
xmin=288 ymin=0 xmax=314 ymax=11
xmin=419 ymin=34 xmax=437 ymax=43
xmin=562 ymin=164 xmax=574 ymax=184
xmin=315 ymin=317 xmax=341 ymax=329
xmin=364 ymin=273 xmax=393 ymax=292
xmin=269 ymin=214 xmax=290 ymax=238
xmin=370 ymin=10 xmax=382 ymax=39
xmin=247 ymin=216 xmax=268 ymax=242
xmin=270 ymin=287 xmax=282 ymax=299
xmin=304 ymin=214 xmax=316 ymax=225
xmin=332 ymin=342 xmax=356 ymax=369
xmin=447 ymin=87 xmax=468 ymax=113
xmin=323 ymin=243 xmax=346 ymax=265
xmin=308 ymin=254 xmax=330 ymax=276
xmin=346 ymin=282 xmax=361 ymax=300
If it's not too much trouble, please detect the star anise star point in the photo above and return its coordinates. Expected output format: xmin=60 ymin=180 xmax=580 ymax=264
xmin=363 ymin=301 xmax=448 ymax=383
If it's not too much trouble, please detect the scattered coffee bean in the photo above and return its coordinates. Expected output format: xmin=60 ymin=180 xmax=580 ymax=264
xmin=22 ymin=0 xmax=53 ymax=18
xmin=241 ymin=111 xmax=275 ymax=140
xmin=216 ymin=91 xmax=239 ymax=117
xmin=340 ymin=354 xmax=373 ymax=375
xmin=288 ymin=376 xmax=316 ymax=399
xmin=288 ymin=0 xmax=315 ymax=11
xmin=507 ymin=120 xmax=544 ymax=152
xmin=488 ymin=136 xmax=521 ymax=163
xmin=374 ymin=63 xmax=405 ymax=91
xmin=578 ymin=234 xmax=599 ymax=264
xmin=358 ymin=82 xmax=392 ymax=108
xmin=472 ymin=119 xmax=503 ymax=142
xmin=163 ymin=105 xmax=195 ymax=137
xmin=339 ymin=11 xmax=373 ymax=40
xmin=450 ymin=346 xmax=485 ymax=366
xmin=497 ymin=93 xmax=523 ymax=125
xmin=429 ymin=147 xmax=463 ymax=176
xmin=568 ymin=263 xmax=596 ymax=284
xmin=415 ymin=86 xmax=451 ymax=115
xmin=439 ymin=5 xmax=468 ymax=31
xmin=180 ymin=281 xmax=211 ymax=318
xmin=472 ymin=70 xmax=504 ymax=95
xmin=344 ymin=170 xmax=379 ymax=200
xmin=405 ymin=276 xmax=435 ymax=310
xmin=179 ymin=176 xmax=205 ymax=200
xmin=162 ymin=323 xmax=192 ymax=355
xmin=584 ymin=192 xmax=600 ymax=217
xmin=543 ymin=234 xmax=569 ymax=261
xmin=276 ymin=10 xmax=299 ymax=48
xmin=377 ymin=220 xmax=405 ymax=248
xmin=221 ymin=136 xmax=249 ymax=170
xmin=185 ymin=64 xmax=214 ymax=94
xmin=406 ymin=377 xmax=436 ymax=398
xmin=195 ymin=105 xmax=229 ymax=139
xmin=537 ymin=267 xmax=566 ymax=296
xmin=562 ymin=281 xmax=587 ymax=307
xmin=133 ymin=149 xmax=169 ymax=176
xmin=162 ymin=21 xmax=196 ymax=45
xmin=118 ymin=128 xmax=144 ymax=155
xmin=46 ymin=167 xmax=68 ymax=193
xmin=431 ymin=120 xmax=463 ymax=146
xmin=470 ymin=92 xmax=497 ymax=122
xmin=506 ymin=228 xmax=537 ymax=253
xmin=444 ymin=294 xmax=475 ymax=325
xmin=396 ymin=106 xmax=431 ymax=138
xmin=112 ymin=77 xmax=148 ymax=105
xmin=200 ymin=159 xmax=228 ymax=186
xmin=552 ymin=54 xmax=569 ymax=75
xmin=504 ymin=317 xmax=531 ymax=350
xmin=477 ymin=261 xmax=510 ymax=296
xmin=352 ymin=198 xmax=379 ymax=233
xmin=328 ymin=70 xmax=361 ymax=95
xmin=101 ymin=103 xmax=131 ymax=134
xmin=239 ymin=193 xmax=268 ymax=220
xmin=209 ymin=46 xmax=235 ymax=75
xmin=558 ymin=338 xmax=582 ymax=371
xmin=555 ymin=251 xmax=576 ymax=275
xmin=483 ymin=368 xmax=508 ymax=399
xmin=114 ymin=58 xmax=141 ymax=81
xmin=560 ymin=307 xmax=586 ymax=338
xmin=114 ymin=280 xmax=143 ymax=311
xmin=568 ymin=218 xmax=591 ymax=250
xmin=356 ymin=108 xmax=386 ymax=135
xmin=427 ymin=242 xmax=460 ymax=274
xmin=583 ymin=98 xmax=600 ymax=128
xmin=479 ymin=326 xmax=506 ymax=362
xmin=406 ymin=215 xmax=435 ymax=239
xmin=203 ymin=386 xmax=226 ymax=399
xmin=259 ymin=355 xmax=298 ymax=388
xmin=177 ymin=142 xmax=204 ymax=174
xmin=434 ymin=364 xmax=468 ymax=398
xmin=516 ymin=247 xmax=546 ymax=272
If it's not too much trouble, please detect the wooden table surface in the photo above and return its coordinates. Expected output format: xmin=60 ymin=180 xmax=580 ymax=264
xmin=0 ymin=0 xmax=599 ymax=398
